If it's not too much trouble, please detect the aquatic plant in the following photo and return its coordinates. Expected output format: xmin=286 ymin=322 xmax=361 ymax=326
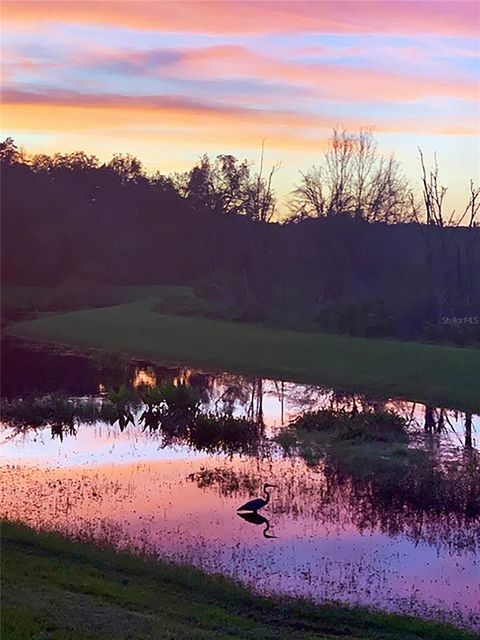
xmin=186 ymin=413 xmax=262 ymax=455
xmin=2 ymin=393 xmax=88 ymax=439
xmin=288 ymin=408 xmax=409 ymax=443
xmin=140 ymin=382 xmax=200 ymax=412
xmin=107 ymin=384 xmax=133 ymax=406
xmin=137 ymin=383 xmax=201 ymax=435
xmin=141 ymin=385 xmax=166 ymax=407
xmin=159 ymin=383 xmax=200 ymax=413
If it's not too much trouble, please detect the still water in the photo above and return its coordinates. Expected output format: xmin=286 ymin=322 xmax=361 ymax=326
xmin=1 ymin=343 xmax=479 ymax=629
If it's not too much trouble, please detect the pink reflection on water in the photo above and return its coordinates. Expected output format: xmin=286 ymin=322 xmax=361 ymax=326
xmin=1 ymin=371 xmax=479 ymax=629
xmin=2 ymin=375 xmax=477 ymax=467
xmin=1 ymin=454 xmax=479 ymax=630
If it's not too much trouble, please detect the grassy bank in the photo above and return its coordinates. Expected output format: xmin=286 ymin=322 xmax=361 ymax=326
xmin=1 ymin=522 xmax=476 ymax=640
xmin=6 ymin=300 xmax=480 ymax=411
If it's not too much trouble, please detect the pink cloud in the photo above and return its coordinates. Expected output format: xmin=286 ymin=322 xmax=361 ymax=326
xmin=3 ymin=1 xmax=479 ymax=38
xmin=72 ymin=43 xmax=479 ymax=103
xmin=1 ymin=51 xmax=62 ymax=75
xmin=187 ymin=46 xmax=478 ymax=101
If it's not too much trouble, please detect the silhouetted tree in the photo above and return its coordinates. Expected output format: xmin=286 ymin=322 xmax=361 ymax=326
xmin=0 ymin=138 xmax=24 ymax=165
xmin=2 ymin=136 xmax=479 ymax=344
xmin=412 ymin=149 xmax=480 ymax=323
xmin=108 ymin=153 xmax=144 ymax=184
xmin=290 ymin=128 xmax=411 ymax=222
xmin=174 ymin=148 xmax=277 ymax=221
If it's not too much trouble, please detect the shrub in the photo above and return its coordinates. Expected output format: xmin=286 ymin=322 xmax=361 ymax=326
xmin=187 ymin=413 xmax=261 ymax=454
xmin=314 ymin=300 xmax=395 ymax=338
xmin=288 ymin=408 xmax=408 ymax=443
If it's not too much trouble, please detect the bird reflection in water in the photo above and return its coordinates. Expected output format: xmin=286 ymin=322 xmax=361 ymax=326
xmin=237 ymin=511 xmax=277 ymax=538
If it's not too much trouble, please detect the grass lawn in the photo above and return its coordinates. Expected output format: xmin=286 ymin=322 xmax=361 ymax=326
xmin=6 ymin=300 xmax=480 ymax=411
xmin=1 ymin=522 xmax=476 ymax=640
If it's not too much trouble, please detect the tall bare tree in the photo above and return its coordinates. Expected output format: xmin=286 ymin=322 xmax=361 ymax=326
xmin=245 ymin=141 xmax=279 ymax=223
xmin=290 ymin=128 xmax=411 ymax=223
xmin=412 ymin=149 xmax=480 ymax=321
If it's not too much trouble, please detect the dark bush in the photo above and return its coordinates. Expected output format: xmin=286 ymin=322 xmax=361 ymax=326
xmin=289 ymin=408 xmax=408 ymax=443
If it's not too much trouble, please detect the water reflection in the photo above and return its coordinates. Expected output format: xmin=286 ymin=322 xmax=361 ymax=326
xmin=2 ymin=458 xmax=479 ymax=629
xmin=2 ymin=390 xmax=266 ymax=456
xmin=1 ymin=340 xmax=477 ymax=437
xmin=238 ymin=512 xmax=277 ymax=539
xmin=132 ymin=366 xmax=157 ymax=389
xmin=188 ymin=450 xmax=480 ymax=554
xmin=1 ymin=341 xmax=480 ymax=630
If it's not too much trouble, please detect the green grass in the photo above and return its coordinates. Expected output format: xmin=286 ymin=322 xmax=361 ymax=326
xmin=6 ymin=300 xmax=480 ymax=411
xmin=2 ymin=522 xmax=476 ymax=640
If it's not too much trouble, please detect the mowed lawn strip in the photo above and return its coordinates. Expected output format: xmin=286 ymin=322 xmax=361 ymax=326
xmin=7 ymin=300 xmax=480 ymax=412
xmin=1 ymin=522 xmax=476 ymax=640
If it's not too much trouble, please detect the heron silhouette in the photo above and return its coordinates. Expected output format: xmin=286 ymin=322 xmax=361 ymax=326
xmin=237 ymin=511 xmax=277 ymax=538
xmin=237 ymin=483 xmax=277 ymax=513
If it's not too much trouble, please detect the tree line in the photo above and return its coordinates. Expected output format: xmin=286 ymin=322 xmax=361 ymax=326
xmin=1 ymin=131 xmax=479 ymax=344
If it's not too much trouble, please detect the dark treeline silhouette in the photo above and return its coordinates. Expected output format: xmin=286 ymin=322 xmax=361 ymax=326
xmin=1 ymin=132 xmax=479 ymax=343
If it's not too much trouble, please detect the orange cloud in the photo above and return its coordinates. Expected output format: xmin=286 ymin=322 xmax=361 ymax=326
xmin=3 ymin=1 xmax=478 ymax=37
xmin=2 ymin=87 xmax=478 ymax=139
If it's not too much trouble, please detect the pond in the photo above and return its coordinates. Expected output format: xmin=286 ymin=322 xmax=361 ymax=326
xmin=1 ymin=341 xmax=479 ymax=630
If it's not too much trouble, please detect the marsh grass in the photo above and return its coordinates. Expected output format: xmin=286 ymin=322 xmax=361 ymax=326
xmin=286 ymin=408 xmax=409 ymax=443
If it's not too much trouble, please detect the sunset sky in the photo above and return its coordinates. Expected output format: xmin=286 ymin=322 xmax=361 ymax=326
xmin=1 ymin=1 xmax=479 ymax=213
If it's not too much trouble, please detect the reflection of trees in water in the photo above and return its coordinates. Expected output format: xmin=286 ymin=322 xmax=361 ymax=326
xmin=199 ymin=373 xmax=266 ymax=425
xmin=50 ymin=421 xmax=77 ymax=441
xmin=150 ymin=372 xmax=473 ymax=444
xmin=130 ymin=368 xmax=265 ymax=422
xmin=424 ymin=407 xmax=476 ymax=448
xmin=209 ymin=374 xmax=252 ymax=415
xmin=273 ymin=403 xmax=479 ymax=551
xmin=248 ymin=378 xmax=264 ymax=424
xmin=5 ymin=365 xmax=477 ymax=455
xmin=265 ymin=382 xmax=477 ymax=445
xmin=466 ymin=413 xmax=473 ymax=448
xmin=2 ymin=385 xmax=266 ymax=455
xmin=133 ymin=382 xmax=267 ymax=455
xmin=123 ymin=369 xmax=274 ymax=427
xmin=188 ymin=467 xmax=261 ymax=497
xmin=272 ymin=385 xmax=393 ymax=416
xmin=319 ymin=441 xmax=480 ymax=552
xmin=19 ymin=345 xmax=474 ymax=443
xmin=4 ymin=359 xmax=479 ymax=548
xmin=187 ymin=441 xmax=480 ymax=553
xmin=281 ymin=386 xmax=477 ymax=450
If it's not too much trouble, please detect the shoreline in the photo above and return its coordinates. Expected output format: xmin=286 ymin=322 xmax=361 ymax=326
xmin=5 ymin=301 xmax=480 ymax=412
xmin=2 ymin=521 xmax=478 ymax=639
